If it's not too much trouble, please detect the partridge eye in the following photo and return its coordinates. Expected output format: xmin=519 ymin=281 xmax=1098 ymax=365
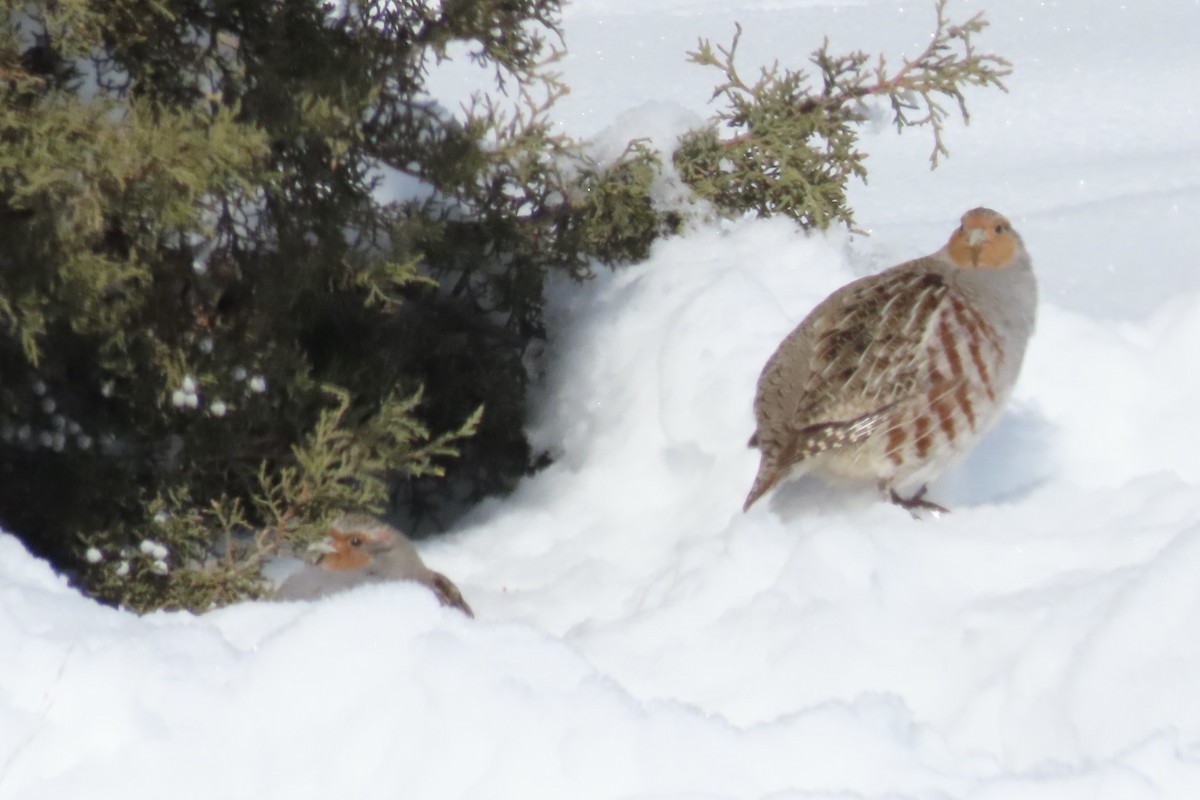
xmin=349 ymin=536 xmax=365 ymax=548
xmin=994 ymin=224 xmax=1006 ymax=233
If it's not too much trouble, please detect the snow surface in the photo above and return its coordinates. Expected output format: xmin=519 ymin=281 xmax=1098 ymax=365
xmin=5 ymin=1 xmax=1200 ymax=797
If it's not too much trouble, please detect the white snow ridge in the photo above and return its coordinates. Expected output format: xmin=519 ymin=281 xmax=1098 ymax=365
xmin=5 ymin=1 xmax=1200 ymax=798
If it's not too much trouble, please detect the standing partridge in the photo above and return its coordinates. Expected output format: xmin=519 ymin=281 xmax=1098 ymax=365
xmin=744 ymin=207 xmax=1037 ymax=514
xmin=273 ymin=513 xmax=474 ymax=616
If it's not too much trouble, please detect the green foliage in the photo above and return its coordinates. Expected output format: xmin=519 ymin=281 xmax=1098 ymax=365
xmin=256 ymin=386 xmax=483 ymax=539
xmin=81 ymin=492 xmax=270 ymax=614
xmin=564 ymin=140 xmax=676 ymax=265
xmin=674 ymin=0 xmax=1011 ymax=229
xmin=82 ymin=387 xmax=480 ymax=612
xmin=0 ymin=0 xmax=660 ymax=612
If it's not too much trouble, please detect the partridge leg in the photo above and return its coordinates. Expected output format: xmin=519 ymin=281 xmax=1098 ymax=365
xmin=887 ymin=484 xmax=949 ymax=517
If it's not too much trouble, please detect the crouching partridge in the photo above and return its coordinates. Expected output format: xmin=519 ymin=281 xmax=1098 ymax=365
xmin=274 ymin=513 xmax=474 ymax=616
xmin=744 ymin=207 xmax=1037 ymax=514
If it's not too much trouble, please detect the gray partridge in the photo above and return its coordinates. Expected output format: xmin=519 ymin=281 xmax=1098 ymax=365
xmin=274 ymin=513 xmax=474 ymax=616
xmin=744 ymin=207 xmax=1037 ymax=514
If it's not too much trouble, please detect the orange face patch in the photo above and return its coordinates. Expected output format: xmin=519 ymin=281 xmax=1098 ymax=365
xmin=946 ymin=208 xmax=1018 ymax=269
xmin=317 ymin=529 xmax=372 ymax=571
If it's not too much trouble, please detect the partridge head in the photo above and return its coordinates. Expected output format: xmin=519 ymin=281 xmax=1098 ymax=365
xmin=274 ymin=513 xmax=474 ymax=616
xmin=744 ymin=207 xmax=1037 ymax=514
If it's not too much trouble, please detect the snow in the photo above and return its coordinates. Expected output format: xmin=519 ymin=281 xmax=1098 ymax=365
xmin=5 ymin=0 xmax=1200 ymax=797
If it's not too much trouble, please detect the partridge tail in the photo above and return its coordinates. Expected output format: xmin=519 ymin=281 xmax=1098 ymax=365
xmin=741 ymin=401 xmax=905 ymax=513
xmin=743 ymin=462 xmax=782 ymax=512
xmin=430 ymin=571 xmax=474 ymax=617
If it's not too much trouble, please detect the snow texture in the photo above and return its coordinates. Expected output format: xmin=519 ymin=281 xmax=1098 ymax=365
xmin=5 ymin=1 xmax=1200 ymax=797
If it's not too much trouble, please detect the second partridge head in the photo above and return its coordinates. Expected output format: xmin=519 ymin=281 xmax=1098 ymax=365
xmin=273 ymin=513 xmax=474 ymax=616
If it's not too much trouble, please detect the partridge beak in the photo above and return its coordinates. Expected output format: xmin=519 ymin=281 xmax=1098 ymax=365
xmin=306 ymin=539 xmax=337 ymax=555
xmin=966 ymin=228 xmax=986 ymax=247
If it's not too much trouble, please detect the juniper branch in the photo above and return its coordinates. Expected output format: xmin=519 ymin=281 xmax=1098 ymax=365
xmin=675 ymin=0 xmax=1012 ymax=228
